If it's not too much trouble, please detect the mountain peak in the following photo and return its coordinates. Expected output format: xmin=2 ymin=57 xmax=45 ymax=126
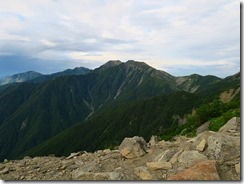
xmin=97 ymin=60 xmax=122 ymax=71
xmin=126 ymin=60 xmax=147 ymax=66
xmin=104 ymin=60 xmax=122 ymax=67
xmin=0 ymin=71 xmax=43 ymax=86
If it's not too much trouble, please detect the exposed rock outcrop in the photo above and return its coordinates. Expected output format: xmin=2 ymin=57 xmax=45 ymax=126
xmin=0 ymin=117 xmax=240 ymax=181
xmin=118 ymin=136 xmax=148 ymax=159
xmin=167 ymin=160 xmax=220 ymax=180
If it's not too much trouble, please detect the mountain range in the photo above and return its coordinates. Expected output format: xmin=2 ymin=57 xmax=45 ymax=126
xmin=0 ymin=67 xmax=90 ymax=86
xmin=0 ymin=60 xmax=240 ymax=161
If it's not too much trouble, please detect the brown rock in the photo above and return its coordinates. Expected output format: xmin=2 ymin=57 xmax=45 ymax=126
xmin=196 ymin=139 xmax=206 ymax=152
xmin=146 ymin=161 xmax=172 ymax=171
xmin=235 ymin=162 xmax=240 ymax=174
xmin=167 ymin=160 xmax=220 ymax=180
xmin=0 ymin=168 xmax=9 ymax=174
xmin=134 ymin=166 xmax=153 ymax=180
xmin=103 ymin=149 xmax=111 ymax=154
xmin=169 ymin=150 xmax=183 ymax=164
xmin=148 ymin=135 xmax=158 ymax=146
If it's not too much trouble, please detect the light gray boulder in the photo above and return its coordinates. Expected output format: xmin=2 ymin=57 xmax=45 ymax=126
xmin=219 ymin=117 xmax=240 ymax=133
xmin=119 ymin=136 xmax=148 ymax=159
xmin=206 ymin=132 xmax=240 ymax=161
xmin=178 ymin=150 xmax=207 ymax=165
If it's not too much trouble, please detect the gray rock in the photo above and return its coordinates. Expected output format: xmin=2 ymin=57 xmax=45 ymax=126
xmin=219 ymin=117 xmax=240 ymax=133
xmin=61 ymin=160 xmax=74 ymax=169
xmin=119 ymin=136 xmax=147 ymax=159
xmin=196 ymin=122 xmax=210 ymax=135
xmin=207 ymin=133 xmax=240 ymax=161
xmin=169 ymin=149 xmax=183 ymax=164
xmin=66 ymin=151 xmax=84 ymax=159
xmin=72 ymin=170 xmax=123 ymax=180
xmin=148 ymin=135 xmax=158 ymax=146
xmin=154 ymin=149 xmax=178 ymax=162
xmin=178 ymin=150 xmax=207 ymax=165
xmin=24 ymin=156 xmax=32 ymax=160
xmin=188 ymin=131 xmax=215 ymax=149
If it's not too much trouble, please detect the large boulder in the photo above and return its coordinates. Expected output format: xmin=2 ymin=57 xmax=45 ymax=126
xmin=167 ymin=160 xmax=220 ymax=180
xmin=119 ymin=136 xmax=148 ymax=159
xmin=178 ymin=150 xmax=207 ymax=165
xmin=219 ymin=117 xmax=240 ymax=134
xmin=188 ymin=131 xmax=215 ymax=149
xmin=206 ymin=132 xmax=240 ymax=161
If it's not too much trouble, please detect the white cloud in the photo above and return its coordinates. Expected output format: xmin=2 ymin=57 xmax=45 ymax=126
xmin=0 ymin=0 xmax=240 ymax=77
xmin=40 ymin=39 xmax=58 ymax=47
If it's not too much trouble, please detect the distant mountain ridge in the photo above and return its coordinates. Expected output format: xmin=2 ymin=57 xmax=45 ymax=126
xmin=0 ymin=71 xmax=43 ymax=86
xmin=0 ymin=60 xmax=240 ymax=162
xmin=0 ymin=67 xmax=91 ymax=86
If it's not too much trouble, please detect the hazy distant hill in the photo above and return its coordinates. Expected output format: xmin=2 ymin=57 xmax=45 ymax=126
xmin=0 ymin=71 xmax=43 ymax=86
xmin=0 ymin=67 xmax=90 ymax=86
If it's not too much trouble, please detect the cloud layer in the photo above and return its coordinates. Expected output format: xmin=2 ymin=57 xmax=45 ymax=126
xmin=0 ymin=0 xmax=240 ymax=77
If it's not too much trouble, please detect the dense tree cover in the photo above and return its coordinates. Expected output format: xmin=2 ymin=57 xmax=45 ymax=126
xmin=0 ymin=61 xmax=180 ymax=161
xmin=165 ymin=90 xmax=240 ymax=139
xmin=20 ymin=91 xmax=202 ymax=158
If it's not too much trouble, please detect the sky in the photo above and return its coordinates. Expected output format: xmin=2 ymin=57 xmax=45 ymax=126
xmin=0 ymin=0 xmax=240 ymax=78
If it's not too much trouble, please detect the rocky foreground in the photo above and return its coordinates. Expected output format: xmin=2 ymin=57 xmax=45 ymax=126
xmin=0 ymin=117 xmax=240 ymax=181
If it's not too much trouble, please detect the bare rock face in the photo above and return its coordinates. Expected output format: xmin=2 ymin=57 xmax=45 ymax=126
xmin=169 ymin=150 xmax=183 ymax=164
xmin=154 ymin=149 xmax=178 ymax=162
xmin=148 ymin=135 xmax=158 ymax=147
xmin=177 ymin=150 xmax=207 ymax=165
xmin=119 ymin=136 xmax=148 ymax=159
xmin=206 ymin=133 xmax=240 ymax=161
xmin=72 ymin=171 xmax=123 ymax=180
xmin=146 ymin=161 xmax=172 ymax=171
xmin=219 ymin=117 xmax=240 ymax=134
xmin=196 ymin=139 xmax=206 ymax=152
xmin=235 ymin=162 xmax=240 ymax=174
xmin=134 ymin=166 xmax=152 ymax=180
xmin=189 ymin=131 xmax=215 ymax=149
xmin=168 ymin=160 xmax=220 ymax=180
xmin=196 ymin=122 xmax=210 ymax=135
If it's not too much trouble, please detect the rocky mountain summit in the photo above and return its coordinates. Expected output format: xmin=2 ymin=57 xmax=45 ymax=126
xmin=0 ymin=117 xmax=240 ymax=181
